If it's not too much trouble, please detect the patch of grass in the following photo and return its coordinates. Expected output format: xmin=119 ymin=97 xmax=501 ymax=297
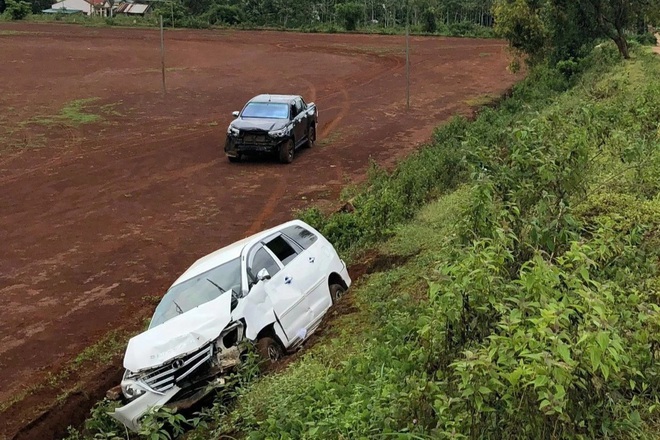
xmin=316 ymin=129 xmax=343 ymax=147
xmin=26 ymin=98 xmax=102 ymax=127
xmin=60 ymin=98 xmax=102 ymax=124
xmin=464 ymin=93 xmax=498 ymax=107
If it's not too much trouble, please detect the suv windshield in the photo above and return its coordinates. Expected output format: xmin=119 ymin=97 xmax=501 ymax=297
xmin=150 ymin=258 xmax=241 ymax=328
xmin=241 ymin=102 xmax=289 ymax=119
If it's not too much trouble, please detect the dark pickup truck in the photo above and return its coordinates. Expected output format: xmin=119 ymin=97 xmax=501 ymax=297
xmin=224 ymin=94 xmax=318 ymax=164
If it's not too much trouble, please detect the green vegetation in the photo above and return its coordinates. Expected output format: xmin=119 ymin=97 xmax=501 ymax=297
xmin=2 ymin=0 xmax=496 ymax=37
xmin=493 ymin=0 xmax=659 ymax=63
xmin=3 ymin=0 xmax=30 ymax=20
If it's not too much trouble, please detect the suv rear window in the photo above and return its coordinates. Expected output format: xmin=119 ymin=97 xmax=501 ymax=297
xmin=282 ymin=225 xmax=318 ymax=249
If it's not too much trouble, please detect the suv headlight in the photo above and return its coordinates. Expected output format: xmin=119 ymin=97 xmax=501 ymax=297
xmin=121 ymin=371 xmax=147 ymax=399
xmin=268 ymin=128 xmax=287 ymax=138
xmin=228 ymin=126 xmax=240 ymax=136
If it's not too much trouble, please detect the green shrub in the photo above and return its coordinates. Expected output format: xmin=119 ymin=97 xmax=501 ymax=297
xmin=335 ymin=2 xmax=363 ymax=31
xmin=4 ymin=0 xmax=30 ymax=20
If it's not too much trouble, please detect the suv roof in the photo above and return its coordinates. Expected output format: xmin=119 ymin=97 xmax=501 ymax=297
xmin=170 ymin=219 xmax=311 ymax=288
xmin=249 ymin=94 xmax=300 ymax=104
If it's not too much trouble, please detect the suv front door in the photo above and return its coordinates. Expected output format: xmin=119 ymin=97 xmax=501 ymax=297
xmin=247 ymin=239 xmax=313 ymax=347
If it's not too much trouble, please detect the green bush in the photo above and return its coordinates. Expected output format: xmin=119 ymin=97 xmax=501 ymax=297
xmin=422 ymin=7 xmax=437 ymax=34
xmin=631 ymin=32 xmax=658 ymax=46
xmin=335 ymin=2 xmax=363 ymax=31
xmin=4 ymin=0 xmax=30 ymax=20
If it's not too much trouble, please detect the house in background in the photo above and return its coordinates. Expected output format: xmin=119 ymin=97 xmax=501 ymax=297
xmin=46 ymin=0 xmax=94 ymax=15
xmin=45 ymin=0 xmax=114 ymax=16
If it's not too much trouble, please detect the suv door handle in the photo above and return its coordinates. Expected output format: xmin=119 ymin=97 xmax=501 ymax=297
xmin=284 ymin=276 xmax=293 ymax=284
xmin=308 ymin=257 xmax=315 ymax=263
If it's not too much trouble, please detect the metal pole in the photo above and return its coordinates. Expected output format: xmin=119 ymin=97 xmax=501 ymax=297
xmin=405 ymin=2 xmax=410 ymax=111
xmin=160 ymin=15 xmax=166 ymax=96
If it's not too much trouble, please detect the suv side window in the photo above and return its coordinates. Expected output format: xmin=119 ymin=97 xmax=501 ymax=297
xmin=265 ymin=235 xmax=299 ymax=266
xmin=282 ymin=225 xmax=318 ymax=249
xmin=247 ymin=246 xmax=280 ymax=287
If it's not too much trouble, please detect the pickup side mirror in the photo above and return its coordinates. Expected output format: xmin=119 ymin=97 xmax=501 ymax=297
xmin=257 ymin=268 xmax=271 ymax=282
xmin=232 ymin=111 xmax=239 ymax=118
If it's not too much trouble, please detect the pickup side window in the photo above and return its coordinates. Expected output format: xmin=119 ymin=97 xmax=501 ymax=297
xmin=265 ymin=235 xmax=299 ymax=266
xmin=282 ymin=225 xmax=318 ymax=249
xmin=247 ymin=246 xmax=280 ymax=287
xmin=290 ymin=103 xmax=297 ymax=118
xmin=294 ymin=99 xmax=304 ymax=116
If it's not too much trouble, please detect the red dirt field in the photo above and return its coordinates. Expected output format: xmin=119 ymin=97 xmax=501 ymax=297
xmin=0 ymin=22 xmax=520 ymax=439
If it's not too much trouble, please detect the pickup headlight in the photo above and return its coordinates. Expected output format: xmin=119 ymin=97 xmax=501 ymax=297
xmin=227 ymin=126 xmax=240 ymax=136
xmin=268 ymin=128 xmax=287 ymax=138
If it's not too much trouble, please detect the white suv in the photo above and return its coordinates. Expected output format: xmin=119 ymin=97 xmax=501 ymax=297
xmin=111 ymin=220 xmax=351 ymax=431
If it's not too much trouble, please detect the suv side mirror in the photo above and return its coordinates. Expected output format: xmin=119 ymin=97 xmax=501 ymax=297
xmin=257 ymin=268 xmax=271 ymax=282
xmin=232 ymin=111 xmax=239 ymax=118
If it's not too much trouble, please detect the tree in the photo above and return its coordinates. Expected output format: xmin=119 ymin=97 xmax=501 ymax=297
xmin=335 ymin=2 xmax=364 ymax=30
xmin=573 ymin=0 xmax=645 ymax=59
xmin=422 ymin=7 xmax=437 ymax=33
xmin=5 ymin=0 xmax=31 ymax=19
xmin=29 ymin=0 xmax=49 ymax=13
xmin=493 ymin=0 xmax=548 ymax=65
xmin=0 ymin=0 xmax=6 ymax=13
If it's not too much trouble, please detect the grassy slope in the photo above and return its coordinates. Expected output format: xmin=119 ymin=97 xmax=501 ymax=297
xmin=69 ymin=43 xmax=660 ymax=439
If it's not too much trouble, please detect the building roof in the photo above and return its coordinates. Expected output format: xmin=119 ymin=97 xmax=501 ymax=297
xmin=43 ymin=7 xmax=84 ymax=13
xmin=116 ymin=3 xmax=150 ymax=13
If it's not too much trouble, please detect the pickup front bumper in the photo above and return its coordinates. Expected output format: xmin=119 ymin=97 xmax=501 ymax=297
xmin=225 ymin=135 xmax=285 ymax=157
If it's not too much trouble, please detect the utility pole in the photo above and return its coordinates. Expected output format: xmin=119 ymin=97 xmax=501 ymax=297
xmin=160 ymin=15 xmax=166 ymax=96
xmin=405 ymin=0 xmax=410 ymax=111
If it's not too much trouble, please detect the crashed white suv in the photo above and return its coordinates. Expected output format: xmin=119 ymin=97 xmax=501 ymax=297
xmin=111 ymin=220 xmax=351 ymax=431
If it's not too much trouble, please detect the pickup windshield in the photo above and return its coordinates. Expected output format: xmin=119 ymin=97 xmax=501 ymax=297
xmin=241 ymin=102 xmax=289 ymax=119
xmin=150 ymin=258 xmax=242 ymax=328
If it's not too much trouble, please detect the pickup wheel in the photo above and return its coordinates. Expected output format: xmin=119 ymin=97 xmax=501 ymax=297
xmin=279 ymin=139 xmax=295 ymax=164
xmin=306 ymin=123 xmax=316 ymax=148
xmin=256 ymin=336 xmax=284 ymax=364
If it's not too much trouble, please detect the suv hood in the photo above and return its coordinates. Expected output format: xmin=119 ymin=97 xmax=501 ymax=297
xmin=123 ymin=293 xmax=232 ymax=373
xmin=231 ymin=118 xmax=288 ymax=132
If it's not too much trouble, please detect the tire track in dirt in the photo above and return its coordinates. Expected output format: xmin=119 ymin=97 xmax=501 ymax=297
xmin=0 ymin=125 xmax=221 ymax=185
xmin=244 ymin=172 xmax=288 ymax=236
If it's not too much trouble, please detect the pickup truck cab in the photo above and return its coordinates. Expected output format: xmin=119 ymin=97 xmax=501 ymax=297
xmin=224 ymin=94 xmax=318 ymax=164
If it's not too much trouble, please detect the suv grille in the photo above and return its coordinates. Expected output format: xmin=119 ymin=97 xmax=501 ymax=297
xmin=139 ymin=345 xmax=213 ymax=393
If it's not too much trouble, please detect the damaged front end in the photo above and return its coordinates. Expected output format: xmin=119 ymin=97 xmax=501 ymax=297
xmin=110 ymin=321 xmax=245 ymax=432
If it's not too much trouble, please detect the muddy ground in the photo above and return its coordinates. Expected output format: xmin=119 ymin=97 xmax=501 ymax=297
xmin=0 ymin=22 xmax=520 ymax=439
